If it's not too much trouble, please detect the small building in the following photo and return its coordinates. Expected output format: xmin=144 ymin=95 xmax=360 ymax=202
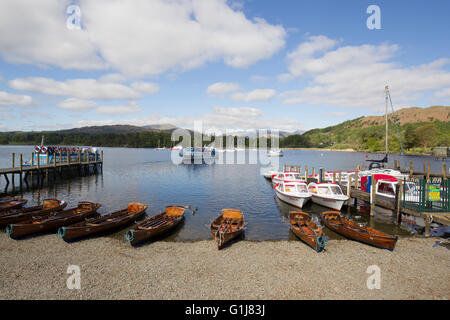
xmin=432 ymin=147 xmax=449 ymax=159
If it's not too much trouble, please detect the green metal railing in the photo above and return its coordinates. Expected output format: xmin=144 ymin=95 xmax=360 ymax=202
xmin=402 ymin=178 xmax=449 ymax=212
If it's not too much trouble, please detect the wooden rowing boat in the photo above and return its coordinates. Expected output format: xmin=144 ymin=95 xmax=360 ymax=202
xmin=210 ymin=209 xmax=245 ymax=250
xmin=6 ymin=201 xmax=100 ymax=239
xmin=0 ymin=197 xmax=28 ymax=212
xmin=126 ymin=205 xmax=185 ymax=245
xmin=289 ymin=211 xmax=326 ymax=252
xmin=321 ymin=211 xmax=398 ymax=250
xmin=0 ymin=199 xmax=67 ymax=227
xmin=58 ymin=203 xmax=147 ymax=241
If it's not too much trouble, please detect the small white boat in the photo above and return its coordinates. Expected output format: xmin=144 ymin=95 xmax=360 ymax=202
xmin=267 ymin=149 xmax=283 ymax=157
xmin=226 ymin=148 xmax=236 ymax=153
xmin=274 ymin=181 xmax=311 ymax=208
xmin=263 ymin=166 xmax=279 ymax=179
xmin=308 ymin=182 xmax=349 ymax=211
xmin=170 ymin=145 xmax=182 ymax=151
xmin=272 ymin=171 xmax=305 ymax=186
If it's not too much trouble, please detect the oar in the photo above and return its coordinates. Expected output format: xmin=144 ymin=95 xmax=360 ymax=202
xmin=171 ymin=205 xmax=198 ymax=215
xmin=432 ymin=238 xmax=449 ymax=247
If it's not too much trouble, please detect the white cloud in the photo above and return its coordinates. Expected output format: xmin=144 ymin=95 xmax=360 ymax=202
xmin=57 ymin=98 xmax=98 ymax=112
xmin=0 ymin=91 xmax=32 ymax=106
xmin=9 ymin=77 xmax=159 ymax=100
xmin=250 ymin=75 xmax=269 ymax=82
xmin=95 ymin=102 xmax=141 ymax=115
xmin=435 ymin=87 xmax=450 ymax=99
xmin=280 ymin=35 xmax=450 ymax=111
xmin=0 ymin=0 xmax=286 ymax=77
xmin=130 ymin=82 xmax=160 ymax=94
xmin=231 ymin=89 xmax=276 ymax=102
xmin=0 ymin=0 xmax=106 ymax=70
xmin=71 ymin=106 xmax=302 ymax=131
xmin=207 ymin=82 xmax=241 ymax=95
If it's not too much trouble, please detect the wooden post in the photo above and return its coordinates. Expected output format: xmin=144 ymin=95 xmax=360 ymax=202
xmin=68 ymin=151 xmax=71 ymax=165
xmin=424 ymin=214 xmax=431 ymax=238
xmin=46 ymin=152 xmax=49 ymax=165
xmin=31 ymin=152 xmax=34 ymax=167
xmin=347 ymin=175 xmax=351 ymax=205
xmin=101 ymin=150 xmax=103 ymax=162
xmin=304 ymin=165 xmax=308 ymax=180
xmin=396 ymin=179 xmax=403 ymax=224
xmin=311 ymin=167 xmax=315 ymax=180
xmin=298 ymin=164 xmax=301 ymax=174
xmin=409 ymin=161 xmax=413 ymax=179
xmin=443 ymin=163 xmax=447 ymax=180
xmin=426 ymin=163 xmax=430 ymax=182
xmin=12 ymin=153 xmax=15 ymax=168
xmin=37 ymin=152 xmax=40 ymax=169
xmin=19 ymin=154 xmax=23 ymax=172
xmin=338 ymin=171 xmax=342 ymax=183
xmin=332 ymin=172 xmax=336 ymax=183
xmin=370 ymin=175 xmax=376 ymax=216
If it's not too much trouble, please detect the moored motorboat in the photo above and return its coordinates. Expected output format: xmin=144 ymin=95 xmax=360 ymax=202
xmin=289 ymin=211 xmax=326 ymax=252
xmin=0 ymin=199 xmax=66 ymax=227
xmin=274 ymin=181 xmax=311 ymax=208
xmin=308 ymin=182 xmax=348 ymax=211
xmin=321 ymin=211 xmax=398 ymax=250
xmin=0 ymin=197 xmax=28 ymax=212
xmin=58 ymin=203 xmax=147 ymax=241
xmin=267 ymin=149 xmax=283 ymax=157
xmin=210 ymin=209 xmax=245 ymax=250
xmin=272 ymin=171 xmax=305 ymax=185
xmin=126 ymin=205 xmax=187 ymax=245
xmin=6 ymin=202 xmax=100 ymax=239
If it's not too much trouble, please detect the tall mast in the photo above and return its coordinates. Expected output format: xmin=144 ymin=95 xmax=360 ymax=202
xmin=385 ymin=85 xmax=389 ymax=154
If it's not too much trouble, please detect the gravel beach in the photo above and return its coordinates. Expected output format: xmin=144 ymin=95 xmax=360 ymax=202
xmin=0 ymin=234 xmax=448 ymax=300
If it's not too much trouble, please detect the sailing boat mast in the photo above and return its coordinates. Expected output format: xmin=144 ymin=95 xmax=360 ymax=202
xmin=385 ymin=85 xmax=389 ymax=154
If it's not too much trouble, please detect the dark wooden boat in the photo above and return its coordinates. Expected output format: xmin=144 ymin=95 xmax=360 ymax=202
xmin=289 ymin=211 xmax=326 ymax=252
xmin=126 ymin=205 xmax=185 ymax=245
xmin=0 ymin=197 xmax=28 ymax=212
xmin=58 ymin=203 xmax=147 ymax=241
xmin=0 ymin=199 xmax=67 ymax=227
xmin=210 ymin=209 xmax=245 ymax=250
xmin=321 ymin=211 xmax=398 ymax=250
xmin=6 ymin=202 xmax=100 ymax=239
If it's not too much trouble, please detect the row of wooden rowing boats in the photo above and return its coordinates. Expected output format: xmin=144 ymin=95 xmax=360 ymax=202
xmin=1 ymin=197 xmax=397 ymax=251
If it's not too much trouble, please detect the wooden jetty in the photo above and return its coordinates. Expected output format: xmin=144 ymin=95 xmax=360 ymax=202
xmin=282 ymin=162 xmax=450 ymax=237
xmin=0 ymin=151 xmax=103 ymax=191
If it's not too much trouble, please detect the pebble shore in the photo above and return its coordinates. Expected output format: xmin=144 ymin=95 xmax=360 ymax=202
xmin=0 ymin=234 xmax=448 ymax=300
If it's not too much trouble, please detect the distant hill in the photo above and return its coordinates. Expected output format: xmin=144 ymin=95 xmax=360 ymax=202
xmin=281 ymin=106 xmax=450 ymax=153
xmin=60 ymin=125 xmax=150 ymax=134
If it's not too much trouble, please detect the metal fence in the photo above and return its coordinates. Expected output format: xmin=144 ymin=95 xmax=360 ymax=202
xmin=402 ymin=178 xmax=449 ymax=212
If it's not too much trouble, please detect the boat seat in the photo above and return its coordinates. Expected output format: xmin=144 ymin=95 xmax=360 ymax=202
xmin=166 ymin=207 xmax=184 ymax=217
xmin=222 ymin=209 xmax=242 ymax=219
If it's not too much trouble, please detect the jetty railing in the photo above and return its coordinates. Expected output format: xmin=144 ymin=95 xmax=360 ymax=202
xmin=402 ymin=178 xmax=450 ymax=213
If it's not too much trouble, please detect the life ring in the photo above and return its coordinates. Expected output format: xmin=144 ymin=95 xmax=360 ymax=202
xmin=34 ymin=146 xmax=41 ymax=153
xmin=41 ymin=146 xmax=48 ymax=153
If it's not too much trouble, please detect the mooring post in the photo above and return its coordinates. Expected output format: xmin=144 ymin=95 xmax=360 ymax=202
xmin=332 ymin=172 xmax=336 ymax=183
xmin=347 ymin=174 xmax=352 ymax=205
xmin=338 ymin=171 xmax=342 ymax=183
xmin=37 ymin=152 xmax=40 ymax=169
xmin=304 ymin=165 xmax=308 ymax=180
xmin=424 ymin=214 xmax=431 ymax=238
xmin=12 ymin=152 xmax=15 ymax=168
xmin=19 ymin=154 xmax=23 ymax=172
xmin=370 ymin=175 xmax=376 ymax=216
xmin=396 ymin=179 xmax=403 ymax=224
xmin=443 ymin=163 xmax=447 ymax=179
xmin=311 ymin=167 xmax=315 ymax=180
xmin=426 ymin=163 xmax=430 ymax=182
xmin=408 ymin=161 xmax=413 ymax=179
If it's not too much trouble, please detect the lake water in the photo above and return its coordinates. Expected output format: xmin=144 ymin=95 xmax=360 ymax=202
xmin=0 ymin=145 xmax=448 ymax=241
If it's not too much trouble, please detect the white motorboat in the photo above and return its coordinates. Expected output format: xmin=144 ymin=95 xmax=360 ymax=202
xmin=267 ymin=149 xmax=283 ymax=157
xmin=307 ymin=182 xmax=349 ymax=211
xmin=272 ymin=171 xmax=306 ymax=185
xmin=263 ymin=166 xmax=279 ymax=179
xmin=274 ymin=181 xmax=311 ymax=208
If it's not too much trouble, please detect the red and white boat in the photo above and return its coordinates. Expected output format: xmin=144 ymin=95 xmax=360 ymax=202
xmin=274 ymin=181 xmax=311 ymax=208
xmin=272 ymin=171 xmax=305 ymax=185
xmin=308 ymin=182 xmax=349 ymax=211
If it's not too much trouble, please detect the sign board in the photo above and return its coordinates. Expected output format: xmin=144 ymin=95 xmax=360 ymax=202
xmin=428 ymin=184 xmax=440 ymax=202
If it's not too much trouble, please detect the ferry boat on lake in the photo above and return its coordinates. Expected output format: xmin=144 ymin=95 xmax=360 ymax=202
xmin=181 ymin=147 xmax=216 ymax=164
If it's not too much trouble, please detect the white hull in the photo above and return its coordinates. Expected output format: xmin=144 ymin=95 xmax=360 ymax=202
xmin=311 ymin=194 xmax=346 ymax=211
xmin=275 ymin=189 xmax=310 ymax=208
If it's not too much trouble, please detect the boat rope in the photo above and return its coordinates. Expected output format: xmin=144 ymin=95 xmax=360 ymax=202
xmin=57 ymin=227 xmax=66 ymax=238
xmin=315 ymin=235 xmax=327 ymax=252
xmin=126 ymin=230 xmax=135 ymax=243
xmin=5 ymin=224 xmax=13 ymax=239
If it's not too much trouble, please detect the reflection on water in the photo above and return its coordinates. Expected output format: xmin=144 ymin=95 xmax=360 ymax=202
xmin=0 ymin=146 xmax=448 ymax=240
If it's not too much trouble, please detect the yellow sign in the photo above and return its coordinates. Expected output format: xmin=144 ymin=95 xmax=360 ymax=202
xmin=429 ymin=184 xmax=440 ymax=202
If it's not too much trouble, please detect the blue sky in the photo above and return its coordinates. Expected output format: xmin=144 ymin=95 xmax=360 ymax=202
xmin=0 ymin=0 xmax=449 ymax=133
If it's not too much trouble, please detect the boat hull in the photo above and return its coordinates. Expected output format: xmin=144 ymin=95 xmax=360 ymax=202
xmin=210 ymin=210 xmax=245 ymax=249
xmin=60 ymin=210 xmax=146 ymax=241
xmin=0 ymin=200 xmax=67 ymax=227
xmin=289 ymin=212 xmax=326 ymax=252
xmin=275 ymin=189 xmax=310 ymax=208
xmin=127 ymin=217 xmax=183 ymax=245
xmin=6 ymin=202 xmax=100 ymax=239
xmin=311 ymin=194 xmax=346 ymax=211
xmin=321 ymin=211 xmax=397 ymax=250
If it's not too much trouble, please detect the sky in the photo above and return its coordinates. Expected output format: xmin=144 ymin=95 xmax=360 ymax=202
xmin=0 ymin=0 xmax=449 ymax=133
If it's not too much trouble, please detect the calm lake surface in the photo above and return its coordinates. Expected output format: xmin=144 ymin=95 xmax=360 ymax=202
xmin=0 ymin=145 xmax=448 ymax=241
